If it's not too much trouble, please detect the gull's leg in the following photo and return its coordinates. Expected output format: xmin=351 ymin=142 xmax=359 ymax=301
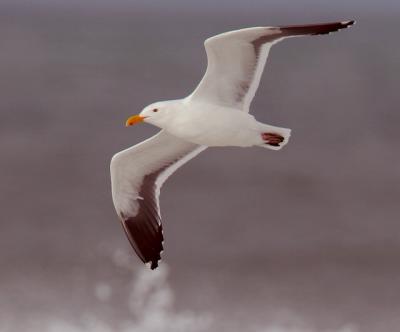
xmin=256 ymin=123 xmax=291 ymax=150
xmin=262 ymin=132 xmax=285 ymax=147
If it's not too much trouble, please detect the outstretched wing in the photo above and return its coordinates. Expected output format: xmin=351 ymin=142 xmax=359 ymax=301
xmin=110 ymin=131 xmax=206 ymax=269
xmin=189 ymin=21 xmax=355 ymax=112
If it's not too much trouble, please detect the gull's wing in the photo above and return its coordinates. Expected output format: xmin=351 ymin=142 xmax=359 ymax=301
xmin=110 ymin=131 xmax=206 ymax=269
xmin=189 ymin=21 xmax=354 ymax=112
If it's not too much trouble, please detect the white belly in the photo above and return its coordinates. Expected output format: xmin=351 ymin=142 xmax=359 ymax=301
xmin=164 ymin=105 xmax=262 ymax=147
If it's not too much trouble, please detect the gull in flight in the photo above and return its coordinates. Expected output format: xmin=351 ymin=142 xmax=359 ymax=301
xmin=111 ymin=21 xmax=355 ymax=269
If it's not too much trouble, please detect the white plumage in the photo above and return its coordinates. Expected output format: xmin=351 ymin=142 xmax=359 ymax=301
xmin=110 ymin=20 xmax=355 ymax=269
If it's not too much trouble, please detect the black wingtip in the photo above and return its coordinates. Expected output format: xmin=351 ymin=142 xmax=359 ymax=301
xmin=121 ymin=214 xmax=164 ymax=270
xmin=342 ymin=20 xmax=356 ymax=27
xmin=279 ymin=20 xmax=356 ymax=37
xmin=150 ymin=260 xmax=159 ymax=270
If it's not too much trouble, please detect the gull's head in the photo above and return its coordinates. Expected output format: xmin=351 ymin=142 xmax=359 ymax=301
xmin=125 ymin=101 xmax=176 ymax=128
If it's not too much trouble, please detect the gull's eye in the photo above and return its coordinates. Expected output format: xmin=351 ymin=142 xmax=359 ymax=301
xmin=152 ymin=109 xmax=158 ymax=113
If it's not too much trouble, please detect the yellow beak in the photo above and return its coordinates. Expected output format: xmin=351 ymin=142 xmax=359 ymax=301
xmin=125 ymin=115 xmax=146 ymax=126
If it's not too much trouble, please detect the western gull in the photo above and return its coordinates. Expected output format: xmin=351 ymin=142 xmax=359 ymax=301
xmin=110 ymin=21 xmax=355 ymax=269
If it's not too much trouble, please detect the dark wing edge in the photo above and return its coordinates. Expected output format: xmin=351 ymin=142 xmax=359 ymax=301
xmin=120 ymin=169 xmax=165 ymax=270
xmin=280 ymin=20 xmax=355 ymax=37
xmin=252 ymin=20 xmax=355 ymax=54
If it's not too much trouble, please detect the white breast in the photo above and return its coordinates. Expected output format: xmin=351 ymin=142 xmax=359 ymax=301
xmin=163 ymin=101 xmax=260 ymax=147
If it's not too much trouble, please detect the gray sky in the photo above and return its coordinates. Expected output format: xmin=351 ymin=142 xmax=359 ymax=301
xmin=1 ymin=3 xmax=399 ymax=331
xmin=2 ymin=0 xmax=400 ymax=13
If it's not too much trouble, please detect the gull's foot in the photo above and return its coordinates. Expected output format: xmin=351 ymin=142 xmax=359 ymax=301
xmin=262 ymin=132 xmax=285 ymax=147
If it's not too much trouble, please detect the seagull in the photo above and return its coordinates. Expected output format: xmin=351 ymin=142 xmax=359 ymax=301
xmin=110 ymin=21 xmax=355 ymax=269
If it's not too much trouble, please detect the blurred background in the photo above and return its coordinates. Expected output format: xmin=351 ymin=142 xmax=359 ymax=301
xmin=1 ymin=1 xmax=399 ymax=331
